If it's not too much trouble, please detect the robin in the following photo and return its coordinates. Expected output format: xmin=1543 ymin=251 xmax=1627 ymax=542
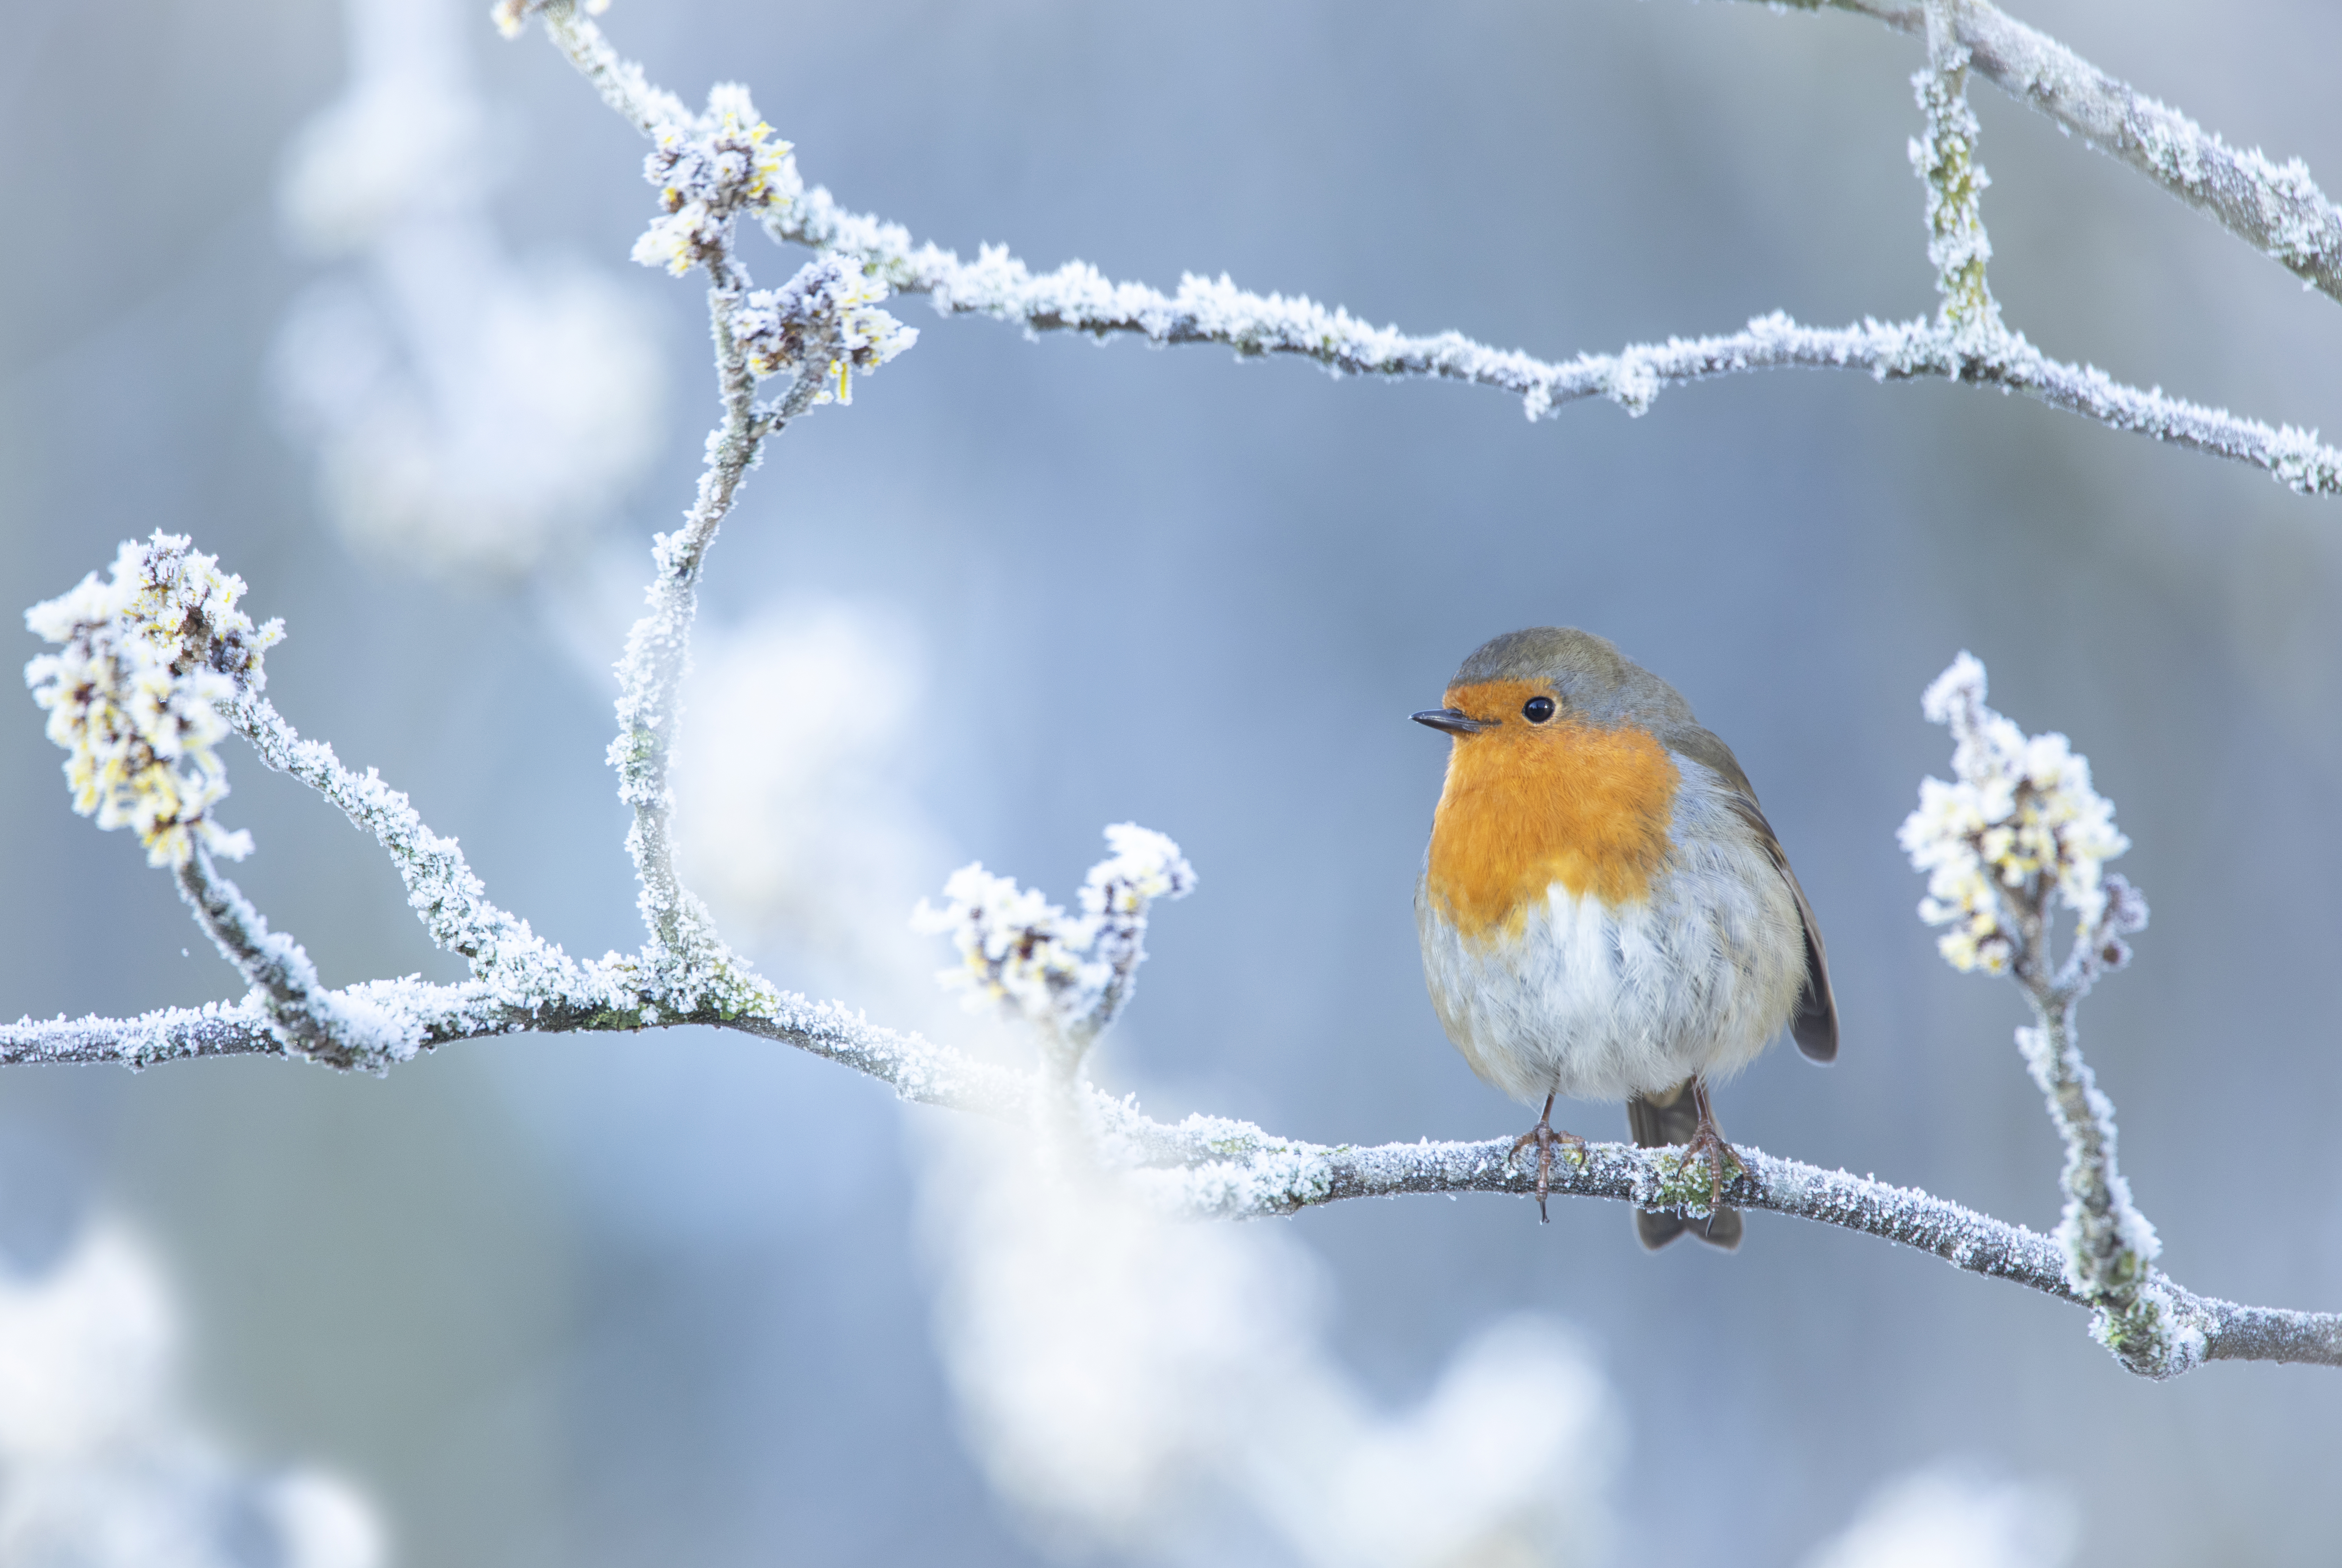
xmin=1412 ymin=627 xmax=1836 ymax=1248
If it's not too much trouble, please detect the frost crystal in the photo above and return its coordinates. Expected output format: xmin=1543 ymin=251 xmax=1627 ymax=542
xmin=733 ymin=255 xmax=918 ymax=406
xmin=913 ymin=824 xmax=1196 ymax=1040
xmin=1898 ymin=653 xmax=2136 ymax=974
xmin=630 ymin=83 xmax=802 ymax=276
xmin=24 ymin=535 xmax=284 ymax=868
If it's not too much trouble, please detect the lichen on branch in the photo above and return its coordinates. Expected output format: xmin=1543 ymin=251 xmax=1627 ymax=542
xmin=1911 ymin=4 xmax=2001 ymax=343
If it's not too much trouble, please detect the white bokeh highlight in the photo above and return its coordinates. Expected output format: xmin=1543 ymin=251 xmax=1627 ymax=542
xmin=0 ymin=1225 xmax=384 ymax=1568
xmin=273 ymin=0 xmax=665 ymax=580
xmin=1805 ymin=1465 xmax=2077 ymax=1568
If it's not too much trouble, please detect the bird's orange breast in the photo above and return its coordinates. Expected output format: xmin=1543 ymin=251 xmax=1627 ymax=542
xmin=1424 ymin=679 xmax=1680 ymax=941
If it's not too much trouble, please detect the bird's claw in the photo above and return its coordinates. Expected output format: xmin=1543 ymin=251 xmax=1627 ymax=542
xmin=1505 ymin=1105 xmax=1587 ymax=1224
xmin=1674 ymin=1123 xmax=1746 ymax=1212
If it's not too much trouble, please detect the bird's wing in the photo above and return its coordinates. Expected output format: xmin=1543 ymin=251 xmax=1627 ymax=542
xmin=1662 ymin=723 xmax=1838 ymax=1063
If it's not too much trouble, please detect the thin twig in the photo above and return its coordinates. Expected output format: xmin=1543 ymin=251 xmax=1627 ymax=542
xmin=2005 ymin=880 xmax=2176 ymax=1375
xmin=1916 ymin=0 xmax=2002 ymax=342
xmin=803 ymin=190 xmax=2342 ymax=494
xmin=535 ymin=0 xmax=849 ymax=1009
xmin=762 ymin=151 xmax=2342 ymax=497
xmin=608 ymin=275 xmax=758 ymax=975
xmin=1750 ymin=0 xmax=2342 ymax=308
xmin=225 ymin=692 xmax=592 ymax=999
xmin=171 ymin=848 xmax=411 ymax=1071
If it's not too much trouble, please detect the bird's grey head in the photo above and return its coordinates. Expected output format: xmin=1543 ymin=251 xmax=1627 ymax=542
xmin=1447 ymin=627 xmax=1696 ymax=729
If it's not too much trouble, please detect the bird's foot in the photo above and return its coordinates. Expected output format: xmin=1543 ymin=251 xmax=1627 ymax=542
xmin=1504 ymin=1096 xmax=1587 ymax=1224
xmin=1674 ymin=1101 xmax=1747 ymax=1213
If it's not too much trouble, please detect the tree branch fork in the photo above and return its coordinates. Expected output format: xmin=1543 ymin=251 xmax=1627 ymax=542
xmin=10 ymin=0 xmax=2342 ymax=1384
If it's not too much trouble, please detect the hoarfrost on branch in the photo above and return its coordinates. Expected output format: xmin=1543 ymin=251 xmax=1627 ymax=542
xmin=7 ymin=0 xmax=2340 ymax=1384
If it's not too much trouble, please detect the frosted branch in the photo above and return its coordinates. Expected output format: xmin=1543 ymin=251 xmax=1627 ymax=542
xmin=1901 ymin=654 xmax=2182 ymax=1374
xmin=786 ymin=196 xmax=2342 ymax=493
xmin=488 ymin=2 xmax=2342 ymax=497
xmin=9 ymin=905 xmax=2330 ymax=1380
xmin=499 ymin=0 xmax=686 ymax=136
xmin=767 ymin=85 xmax=2337 ymax=494
xmin=536 ymin=1 xmax=916 ymax=1000
xmin=7 ymin=952 xmax=2341 ymax=1376
xmin=7 ymin=843 xmax=2333 ymax=1375
xmin=1116 ymin=1126 xmax=2340 ymax=1374
xmin=223 ymin=692 xmax=596 ymax=1000
xmin=601 ymin=265 xmax=902 ymax=1008
xmin=2014 ymin=999 xmax=2183 ymax=1375
xmin=0 ymin=968 xmax=1147 ymax=1153
xmin=604 ymin=274 xmax=758 ymax=984
xmin=1754 ymin=0 xmax=2342 ymax=309
xmin=171 ymin=847 xmax=420 ymax=1071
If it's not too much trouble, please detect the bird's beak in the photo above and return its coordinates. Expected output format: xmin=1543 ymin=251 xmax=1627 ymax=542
xmin=1412 ymin=707 xmax=1491 ymax=736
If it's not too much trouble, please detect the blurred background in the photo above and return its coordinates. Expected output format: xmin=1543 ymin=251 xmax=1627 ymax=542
xmin=3 ymin=0 xmax=2340 ymax=1562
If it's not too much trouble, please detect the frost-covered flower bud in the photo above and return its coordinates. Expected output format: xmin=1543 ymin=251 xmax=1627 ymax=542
xmin=1075 ymin=823 xmax=1197 ymax=991
xmin=23 ymin=534 xmax=282 ymax=869
xmin=1898 ymin=652 xmax=2132 ymax=975
xmin=913 ymin=864 xmax=1108 ymax=1027
xmin=733 ymin=256 xmax=918 ymax=405
xmin=912 ymin=824 xmax=1195 ymax=1044
xmin=629 ymin=84 xmax=802 ymax=276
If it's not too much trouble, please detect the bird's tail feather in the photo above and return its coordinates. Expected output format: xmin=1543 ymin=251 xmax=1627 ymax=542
xmin=1626 ymin=1080 xmax=1742 ymax=1251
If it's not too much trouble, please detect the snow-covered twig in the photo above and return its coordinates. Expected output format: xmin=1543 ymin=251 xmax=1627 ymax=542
xmin=223 ymin=691 xmax=593 ymax=999
xmin=1753 ymin=0 xmax=2342 ymax=310
xmin=1900 ymin=654 xmax=2179 ymax=1374
xmin=0 ymin=759 xmax=2327 ymax=1378
xmin=604 ymin=270 xmax=761 ymax=990
xmin=762 ymin=178 xmax=2342 ymax=494
xmin=504 ymin=0 xmax=687 ymax=136
xmin=685 ymin=39 xmax=2336 ymax=492
xmin=572 ymin=40 xmax=911 ymax=1005
xmin=171 ymin=848 xmax=418 ymax=1072
xmin=2014 ymin=998 xmax=2183 ymax=1376
xmin=777 ymin=197 xmax=2342 ymax=492
xmin=1116 ymin=1126 xmax=2337 ymax=1376
xmin=0 ymin=971 xmax=1095 ymax=1149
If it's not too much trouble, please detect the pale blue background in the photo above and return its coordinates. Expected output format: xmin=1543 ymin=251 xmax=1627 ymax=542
xmin=2 ymin=0 xmax=2339 ymax=1563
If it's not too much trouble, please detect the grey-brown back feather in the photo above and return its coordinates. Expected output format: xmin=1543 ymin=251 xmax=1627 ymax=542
xmin=1659 ymin=722 xmax=1838 ymax=1064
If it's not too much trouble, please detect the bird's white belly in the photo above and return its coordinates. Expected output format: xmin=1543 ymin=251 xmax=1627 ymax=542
xmin=1415 ymin=831 xmax=1803 ymax=1106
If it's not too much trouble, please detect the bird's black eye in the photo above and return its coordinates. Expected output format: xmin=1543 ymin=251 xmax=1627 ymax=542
xmin=1522 ymin=696 xmax=1556 ymax=723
